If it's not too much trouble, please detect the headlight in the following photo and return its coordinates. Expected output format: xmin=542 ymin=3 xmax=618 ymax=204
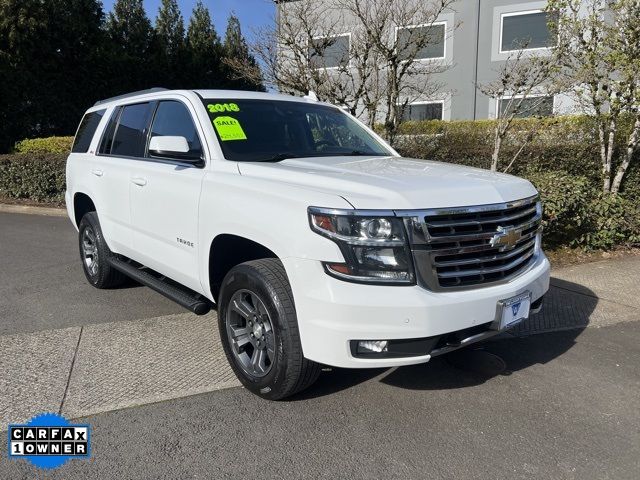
xmin=308 ymin=207 xmax=415 ymax=285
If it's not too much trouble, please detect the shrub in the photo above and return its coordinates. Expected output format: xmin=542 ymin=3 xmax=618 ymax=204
xmin=527 ymin=170 xmax=640 ymax=250
xmin=580 ymin=194 xmax=640 ymax=249
xmin=526 ymin=171 xmax=595 ymax=248
xmin=14 ymin=136 xmax=74 ymax=155
xmin=0 ymin=153 xmax=67 ymax=204
xmin=394 ymin=115 xmax=639 ymax=204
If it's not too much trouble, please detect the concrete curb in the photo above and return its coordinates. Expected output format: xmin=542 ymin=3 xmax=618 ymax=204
xmin=0 ymin=203 xmax=66 ymax=217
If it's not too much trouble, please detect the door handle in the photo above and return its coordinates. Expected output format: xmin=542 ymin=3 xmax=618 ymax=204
xmin=131 ymin=177 xmax=147 ymax=186
xmin=91 ymin=169 xmax=103 ymax=177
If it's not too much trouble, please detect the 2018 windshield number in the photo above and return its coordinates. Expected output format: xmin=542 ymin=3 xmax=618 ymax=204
xmin=208 ymin=103 xmax=240 ymax=113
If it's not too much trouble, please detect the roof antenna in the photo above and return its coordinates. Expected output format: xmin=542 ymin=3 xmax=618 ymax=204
xmin=304 ymin=91 xmax=319 ymax=102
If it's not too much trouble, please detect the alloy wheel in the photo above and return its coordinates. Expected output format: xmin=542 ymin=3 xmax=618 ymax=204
xmin=226 ymin=289 xmax=276 ymax=378
xmin=81 ymin=226 xmax=99 ymax=276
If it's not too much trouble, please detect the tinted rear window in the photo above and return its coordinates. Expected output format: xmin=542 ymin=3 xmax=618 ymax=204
xmin=111 ymin=103 xmax=153 ymax=157
xmin=72 ymin=110 xmax=106 ymax=153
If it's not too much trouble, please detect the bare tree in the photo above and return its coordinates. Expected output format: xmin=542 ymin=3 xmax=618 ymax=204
xmin=477 ymin=48 xmax=556 ymax=172
xmin=226 ymin=1 xmax=382 ymax=124
xmin=230 ymin=0 xmax=457 ymax=142
xmin=548 ymin=0 xmax=640 ymax=194
xmin=336 ymin=0 xmax=457 ymax=144
xmin=608 ymin=0 xmax=640 ymax=193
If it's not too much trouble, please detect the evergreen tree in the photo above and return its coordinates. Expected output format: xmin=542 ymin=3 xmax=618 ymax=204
xmin=155 ymin=0 xmax=186 ymax=87
xmin=0 ymin=0 xmax=106 ymax=151
xmin=222 ymin=13 xmax=265 ymax=91
xmin=0 ymin=48 xmax=11 ymax=151
xmin=185 ymin=1 xmax=223 ymax=88
xmin=156 ymin=0 xmax=185 ymax=57
xmin=106 ymin=0 xmax=156 ymax=94
xmin=107 ymin=0 xmax=153 ymax=54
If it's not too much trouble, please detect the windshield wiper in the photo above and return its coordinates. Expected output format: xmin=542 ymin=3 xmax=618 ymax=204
xmin=312 ymin=150 xmax=377 ymax=157
xmin=256 ymin=153 xmax=300 ymax=163
xmin=256 ymin=151 xmax=383 ymax=162
xmin=343 ymin=150 xmax=383 ymax=156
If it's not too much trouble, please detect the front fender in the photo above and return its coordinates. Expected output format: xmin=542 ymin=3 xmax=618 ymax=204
xmin=198 ymin=170 xmax=352 ymax=299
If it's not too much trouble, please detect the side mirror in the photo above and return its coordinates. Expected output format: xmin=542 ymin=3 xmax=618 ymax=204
xmin=149 ymin=135 xmax=190 ymax=156
xmin=149 ymin=136 xmax=203 ymax=166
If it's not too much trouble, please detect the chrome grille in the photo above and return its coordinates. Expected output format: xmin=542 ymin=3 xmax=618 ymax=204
xmin=400 ymin=196 xmax=542 ymax=291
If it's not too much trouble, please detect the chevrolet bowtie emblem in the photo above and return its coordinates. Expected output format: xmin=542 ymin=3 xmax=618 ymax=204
xmin=490 ymin=226 xmax=522 ymax=251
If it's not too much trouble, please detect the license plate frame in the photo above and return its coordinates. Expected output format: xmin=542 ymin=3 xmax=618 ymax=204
xmin=494 ymin=291 xmax=531 ymax=331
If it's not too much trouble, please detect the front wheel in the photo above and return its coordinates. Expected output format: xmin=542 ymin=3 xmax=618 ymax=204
xmin=218 ymin=259 xmax=320 ymax=400
xmin=78 ymin=212 xmax=126 ymax=289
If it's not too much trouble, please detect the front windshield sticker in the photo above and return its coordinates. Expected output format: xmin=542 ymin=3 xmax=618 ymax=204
xmin=213 ymin=116 xmax=247 ymax=141
xmin=208 ymin=103 xmax=240 ymax=113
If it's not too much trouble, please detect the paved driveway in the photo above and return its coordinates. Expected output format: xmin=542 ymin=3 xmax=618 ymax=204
xmin=0 ymin=212 xmax=638 ymax=479
xmin=2 ymin=323 xmax=639 ymax=480
xmin=0 ymin=212 xmax=182 ymax=335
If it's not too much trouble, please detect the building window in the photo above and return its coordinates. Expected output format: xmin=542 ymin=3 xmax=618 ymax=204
xmin=399 ymin=102 xmax=444 ymax=122
xmin=500 ymin=10 xmax=556 ymax=52
xmin=498 ymin=95 xmax=554 ymax=118
xmin=309 ymin=34 xmax=350 ymax=69
xmin=397 ymin=23 xmax=446 ymax=61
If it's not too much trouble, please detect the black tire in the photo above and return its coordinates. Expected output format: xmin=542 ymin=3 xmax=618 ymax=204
xmin=218 ymin=259 xmax=320 ymax=400
xmin=78 ymin=212 xmax=126 ymax=289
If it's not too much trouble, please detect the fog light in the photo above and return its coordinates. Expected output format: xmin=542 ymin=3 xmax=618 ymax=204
xmin=357 ymin=340 xmax=389 ymax=354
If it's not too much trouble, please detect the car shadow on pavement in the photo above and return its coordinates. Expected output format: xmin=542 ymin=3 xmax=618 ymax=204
xmin=382 ymin=277 xmax=598 ymax=391
xmin=290 ymin=368 xmax=387 ymax=400
xmin=295 ymin=278 xmax=598 ymax=399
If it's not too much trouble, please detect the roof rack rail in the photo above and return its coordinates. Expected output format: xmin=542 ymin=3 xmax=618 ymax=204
xmin=94 ymin=87 xmax=169 ymax=106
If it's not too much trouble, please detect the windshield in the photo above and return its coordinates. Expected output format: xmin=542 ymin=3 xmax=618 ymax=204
xmin=202 ymin=99 xmax=393 ymax=162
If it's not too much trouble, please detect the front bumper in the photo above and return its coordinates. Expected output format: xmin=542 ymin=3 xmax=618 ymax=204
xmin=283 ymin=253 xmax=550 ymax=369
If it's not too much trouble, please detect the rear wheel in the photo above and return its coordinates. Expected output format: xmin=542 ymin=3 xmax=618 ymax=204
xmin=78 ymin=212 xmax=126 ymax=289
xmin=218 ymin=259 xmax=320 ymax=400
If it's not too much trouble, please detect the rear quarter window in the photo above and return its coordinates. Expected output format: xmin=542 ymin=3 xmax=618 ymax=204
xmin=72 ymin=110 xmax=106 ymax=153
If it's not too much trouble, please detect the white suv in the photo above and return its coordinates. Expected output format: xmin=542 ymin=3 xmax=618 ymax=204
xmin=66 ymin=88 xmax=550 ymax=399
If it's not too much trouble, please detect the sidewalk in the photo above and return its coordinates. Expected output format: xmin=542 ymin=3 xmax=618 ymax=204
xmin=0 ymin=203 xmax=66 ymax=217
xmin=513 ymin=256 xmax=640 ymax=336
xmin=1 ymin=256 xmax=638 ymax=427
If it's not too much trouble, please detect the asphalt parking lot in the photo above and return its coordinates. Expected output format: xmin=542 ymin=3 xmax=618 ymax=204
xmin=0 ymin=212 xmax=183 ymax=335
xmin=1 ymin=211 xmax=639 ymax=479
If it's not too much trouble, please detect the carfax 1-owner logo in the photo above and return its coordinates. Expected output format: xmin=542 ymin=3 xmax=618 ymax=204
xmin=8 ymin=412 xmax=91 ymax=469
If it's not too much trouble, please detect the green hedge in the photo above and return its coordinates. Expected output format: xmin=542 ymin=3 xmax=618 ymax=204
xmin=527 ymin=171 xmax=640 ymax=249
xmin=395 ymin=115 xmax=640 ymax=203
xmin=14 ymin=136 xmax=74 ymax=155
xmin=0 ymin=153 xmax=67 ymax=204
xmin=393 ymin=116 xmax=640 ymax=249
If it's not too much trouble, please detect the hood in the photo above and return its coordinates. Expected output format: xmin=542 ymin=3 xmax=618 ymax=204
xmin=237 ymin=156 xmax=538 ymax=210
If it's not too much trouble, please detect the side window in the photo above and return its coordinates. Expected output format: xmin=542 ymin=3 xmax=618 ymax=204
xmin=148 ymin=101 xmax=203 ymax=159
xmin=99 ymin=107 xmax=121 ymax=155
xmin=111 ymin=102 xmax=153 ymax=157
xmin=72 ymin=109 xmax=106 ymax=153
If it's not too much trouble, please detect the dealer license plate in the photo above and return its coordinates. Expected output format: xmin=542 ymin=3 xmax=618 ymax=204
xmin=497 ymin=292 xmax=531 ymax=330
